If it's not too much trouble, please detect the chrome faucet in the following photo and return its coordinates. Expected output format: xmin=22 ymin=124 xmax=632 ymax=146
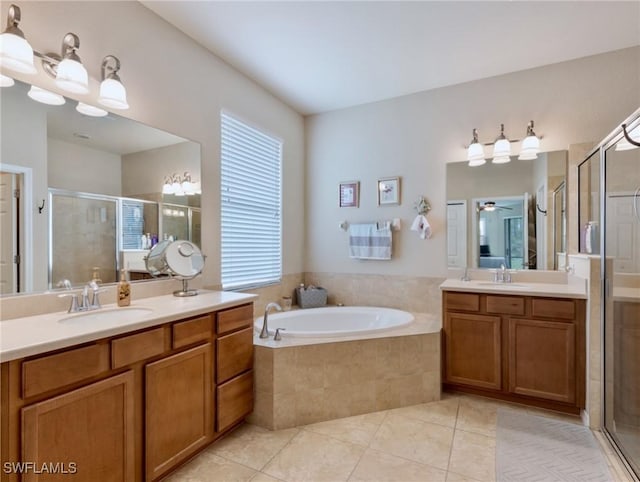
xmin=493 ymin=264 xmax=512 ymax=283
xmin=460 ymin=267 xmax=470 ymax=282
xmin=58 ymin=280 xmax=105 ymax=313
xmin=259 ymin=302 xmax=282 ymax=339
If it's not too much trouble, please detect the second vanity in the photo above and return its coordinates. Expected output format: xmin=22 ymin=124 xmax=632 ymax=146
xmin=0 ymin=290 xmax=256 ymax=482
xmin=440 ymin=276 xmax=587 ymax=414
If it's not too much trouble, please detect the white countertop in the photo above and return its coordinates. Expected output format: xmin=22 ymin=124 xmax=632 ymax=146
xmin=439 ymin=278 xmax=587 ymax=299
xmin=0 ymin=290 xmax=256 ymax=362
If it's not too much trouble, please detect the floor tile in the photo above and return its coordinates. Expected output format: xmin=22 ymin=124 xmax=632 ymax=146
xmin=446 ymin=471 xmax=483 ymax=482
xmin=369 ymin=413 xmax=454 ymax=470
xmin=349 ymin=448 xmax=447 ymax=481
xmin=211 ymin=423 xmax=299 ymax=470
xmin=456 ymin=397 xmax=499 ymax=437
xmin=526 ymin=406 xmax=583 ymax=425
xmin=303 ymin=411 xmax=387 ymax=446
xmin=251 ymin=473 xmax=282 ymax=482
xmin=448 ymin=430 xmax=496 ymax=482
xmin=262 ymin=430 xmax=365 ymax=482
xmin=163 ymin=452 xmax=257 ymax=482
xmin=388 ymin=397 xmax=459 ymax=428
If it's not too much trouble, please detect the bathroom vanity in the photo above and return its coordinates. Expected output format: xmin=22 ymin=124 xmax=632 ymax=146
xmin=440 ymin=280 xmax=586 ymax=414
xmin=0 ymin=292 xmax=255 ymax=482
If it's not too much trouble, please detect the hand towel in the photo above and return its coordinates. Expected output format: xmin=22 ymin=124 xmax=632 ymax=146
xmin=410 ymin=214 xmax=432 ymax=239
xmin=349 ymin=223 xmax=392 ymax=260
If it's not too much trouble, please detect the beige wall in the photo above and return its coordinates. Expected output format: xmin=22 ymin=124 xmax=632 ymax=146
xmin=305 ymin=47 xmax=640 ymax=278
xmin=48 ymin=138 xmax=122 ymax=196
xmin=1 ymin=1 xmax=305 ymax=291
xmin=121 ymin=141 xmax=200 ymax=199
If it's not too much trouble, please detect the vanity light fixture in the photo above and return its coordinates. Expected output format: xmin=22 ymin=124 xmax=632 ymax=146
xmin=492 ymin=124 xmax=511 ymax=163
xmin=0 ymin=4 xmax=37 ymax=74
xmin=518 ymin=120 xmax=540 ymax=160
xmin=616 ymin=124 xmax=640 ymax=151
xmin=162 ymin=172 xmax=201 ymax=196
xmin=467 ymin=128 xmax=486 ymax=167
xmin=0 ymin=73 xmax=14 ymax=87
xmin=76 ymin=102 xmax=108 ymax=117
xmin=27 ymin=85 xmax=65 ymax=105
xmin=0 ymin=4 xmax=130 ymax=112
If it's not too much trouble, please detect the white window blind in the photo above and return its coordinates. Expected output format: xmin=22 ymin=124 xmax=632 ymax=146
xmin=221 ymin=112 xmax=282 ymax=290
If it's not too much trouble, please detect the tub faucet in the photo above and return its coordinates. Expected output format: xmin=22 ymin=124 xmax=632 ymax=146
xmin=260 ymin=302 xmax=282 ymax=339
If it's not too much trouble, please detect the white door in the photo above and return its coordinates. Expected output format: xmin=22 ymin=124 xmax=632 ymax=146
xmin=447 ymin=201 xmax=467 ymax=268
xmin=0 ymin=172 xmax=18 ymax=294
xmin=607 ymin=193 xmax=640 ymax=273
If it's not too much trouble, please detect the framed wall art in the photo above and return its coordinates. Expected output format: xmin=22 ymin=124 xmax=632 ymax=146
xmin=339 ymin=181 xmax=359 ymax=208
xmin=377 ymin=177 xmax=401 ymax=206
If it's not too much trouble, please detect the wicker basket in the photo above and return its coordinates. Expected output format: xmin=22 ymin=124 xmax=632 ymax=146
xmin=296 ymin=287 xmax=328 ymax=309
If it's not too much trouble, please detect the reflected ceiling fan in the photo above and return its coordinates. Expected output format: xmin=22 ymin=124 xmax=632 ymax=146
xmin=477 ymin=201 xmax=513 ymax=212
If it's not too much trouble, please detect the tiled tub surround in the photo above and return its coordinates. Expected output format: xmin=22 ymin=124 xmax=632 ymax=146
xmin=250 ymin=313 xmax=441 ymax=430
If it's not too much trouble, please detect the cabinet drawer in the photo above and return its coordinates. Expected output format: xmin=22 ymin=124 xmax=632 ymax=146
xmin=173 ymin=315 xmax=213 ymax=349
xmin=446 ymin=292 xmax=480 ymax=312
xmin=531 ymin=298 xmax=575 ymax=320
xmin=217 ymin=304 xmax=253 ymax=335
xmin=112 ymin=327 xmax=166 ymax=369
xmin=486 ymin=295 xmax=525 ymax=315
xmin=217 ymin=371 xmax=253 ymax=432
xmin=217 ymin=327 xmax=253 ymax=383
xmin=22 ymin=343 xmax=110 ymax=399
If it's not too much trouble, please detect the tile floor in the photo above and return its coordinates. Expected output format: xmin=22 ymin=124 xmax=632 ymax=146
xmin=164 ymin=394 xmax=633 ymax=482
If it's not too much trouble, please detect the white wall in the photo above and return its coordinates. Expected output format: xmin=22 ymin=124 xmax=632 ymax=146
xmin=306 ymin=47 xmax=640 ymax=278
xmin=1 ymin=1 xmax=305 ymax=289
xmin=48 ymin=138 xmax=122 ymax=196
xmin=121 ymin=141 xmax=200 ymax=198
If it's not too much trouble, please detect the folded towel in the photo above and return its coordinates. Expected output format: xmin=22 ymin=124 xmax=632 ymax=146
xmin=349 ymin=223 xmax=392 ymax=260
xmin=410 ymin=214 xmax=432 ymax=239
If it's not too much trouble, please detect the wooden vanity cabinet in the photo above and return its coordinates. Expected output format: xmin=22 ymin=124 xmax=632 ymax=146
xmin=443 ymin=291 xmax=585 ymax=413
xmin=0 ymin=302 xmax=255 ymax=482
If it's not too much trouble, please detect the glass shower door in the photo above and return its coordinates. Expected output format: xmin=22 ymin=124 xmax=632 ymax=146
xmin=603 ymin=129 xmax=640 ymax=477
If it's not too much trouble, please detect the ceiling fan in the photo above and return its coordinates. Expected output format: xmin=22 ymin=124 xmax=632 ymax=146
xmin=477 ymin=201 xmax=513 ymax=212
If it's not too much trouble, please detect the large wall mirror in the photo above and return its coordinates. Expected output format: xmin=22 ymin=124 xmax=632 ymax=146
xmin=0 ymin=80 xmax=201 ymax=295
xmin=446 ymin=150 xmax=567 ymax=270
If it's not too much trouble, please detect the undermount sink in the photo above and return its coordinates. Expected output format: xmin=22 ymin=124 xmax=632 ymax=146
xmin=59 ymin=307 xmax=154 ymax=325
xmin=474 ymin=282 xmax=530 ymax=289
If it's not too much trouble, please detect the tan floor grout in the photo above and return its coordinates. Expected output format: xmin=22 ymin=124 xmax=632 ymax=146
xmin=445 ymin=397 xmax=462 ymax=479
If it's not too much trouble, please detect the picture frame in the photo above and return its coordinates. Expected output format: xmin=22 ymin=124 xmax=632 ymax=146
xmin=377 ymin=177 xmax=401 ymax=206
xmin=339 ymin=181 xmax=359 ymax=208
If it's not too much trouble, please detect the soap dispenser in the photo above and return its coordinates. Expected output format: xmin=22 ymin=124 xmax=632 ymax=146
xmin=117 ymin=269 xmax=131 ymax=307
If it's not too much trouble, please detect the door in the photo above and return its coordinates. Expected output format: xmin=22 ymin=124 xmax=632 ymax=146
xmin=444 ymin=312 xmax=502 ymax=390
xmin=447 ymin=201 xmax=467 ymax=267
xmin=21 ymin=372 xmax=135 ymax=482
xmin=504 ymin=216 xmax=524 ymax=269
xmin=0 ymin=172 xmax=19 ymax=293
xmin=536 ymin=183 xmax=546 ymax=269
xmin=508 ymin=318 xmax=575 ymax=403
xmin=145 ymin=343 xmax=213 ymax=481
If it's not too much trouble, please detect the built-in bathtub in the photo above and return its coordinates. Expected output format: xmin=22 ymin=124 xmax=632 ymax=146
xmin=249 ymin=307 xmax=441 ymax=430
xmin=254 ymin=306 xmax=414 ymax=337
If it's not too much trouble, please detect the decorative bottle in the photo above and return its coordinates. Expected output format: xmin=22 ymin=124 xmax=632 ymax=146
xmin=117 ymin=269 xmax=131 ymax=307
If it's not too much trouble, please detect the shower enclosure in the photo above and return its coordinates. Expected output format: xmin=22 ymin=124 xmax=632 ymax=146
xmin=580 ymin=108 xmax=640 ymax=479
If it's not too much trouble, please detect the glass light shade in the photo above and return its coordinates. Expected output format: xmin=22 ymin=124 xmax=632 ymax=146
xmin=492 ymin=155 xmax=511 ymax=164
xmin=521 ymin=134 xmax=540 ymax=153
xmin=182 ymin=180 xmax=195 ymax=195
xmin=0 ymin=32 xmax=37 ymax=74
xmin=171 ymin=181 xmax=184 ymax=196
xmin=615 ymin=126 xmax=640 ymax=151
xmin=98 ymin=78 xmax=129 ymax=110
xmin=76 ymin=102 xmax=108 ymax=117
xmin=492 ymin=138 xmax=511 ymax=158
xmin=55 ymin=58 xmax=89 ymax=94
xmin=0 ymin=73 xmax=14 ymax=87
xmin=162 ymin=183 xmax=173 ymax=195
xmin=484 ymin=205 xmax=496 ymax=212
xmin=468 ymin=158 xmax=486 ymax=167
xmin=193 ymin=181 xmax=202 ymax=194
xmin=467 ymin=142 xmax=485 ymax=162
xmin=518 ymin=150 xmax=538 ymax=160
xmin=27 ymin=85 xmax=65 ymax=106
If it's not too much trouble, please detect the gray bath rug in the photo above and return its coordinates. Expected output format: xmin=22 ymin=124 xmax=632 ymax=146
xmin=496 ymin=408 xmax=612 ymax=482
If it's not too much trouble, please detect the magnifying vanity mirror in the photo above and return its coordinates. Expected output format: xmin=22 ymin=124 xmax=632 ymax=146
xmin=446 ymin=150 xmax=567 ymax=270
xmin=146 ymin=239 xmax=205 ymax=296
xmin=0 ymin=79 xmax=202 ymax=295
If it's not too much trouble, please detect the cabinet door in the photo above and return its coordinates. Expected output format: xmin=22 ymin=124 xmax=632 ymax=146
xmin=217 ymin=371 xmax=253 ymax=433
xmin=508 ymin=318 xmax=575 ymax=403
xmin=145 ymin=343 xmax=213 ymax=482
xmin=217 ymin=327 xmax=253 ymax=384
xmin=21 ymin=371 xmax=135 ymax=482
xmin=444 ymin=313 xmax=502 ymax=390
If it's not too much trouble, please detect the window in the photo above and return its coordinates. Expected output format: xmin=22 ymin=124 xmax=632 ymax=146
xmin=221 ymin=112 xmax=282 ymax=290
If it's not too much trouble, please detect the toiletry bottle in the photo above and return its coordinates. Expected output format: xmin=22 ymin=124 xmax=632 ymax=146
xmin=117 ymin=269 xmax=131 ymax=307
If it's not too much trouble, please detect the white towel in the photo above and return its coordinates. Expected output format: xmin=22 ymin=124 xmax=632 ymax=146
xmin=410 ymin=214 xmax=432 ymax=239
xmin=349 ymin=223 xmax=392 ymax=260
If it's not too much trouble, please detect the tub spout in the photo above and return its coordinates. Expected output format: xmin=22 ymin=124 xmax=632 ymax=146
xmin=260 ymin=302 xmax=282 ymax=339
